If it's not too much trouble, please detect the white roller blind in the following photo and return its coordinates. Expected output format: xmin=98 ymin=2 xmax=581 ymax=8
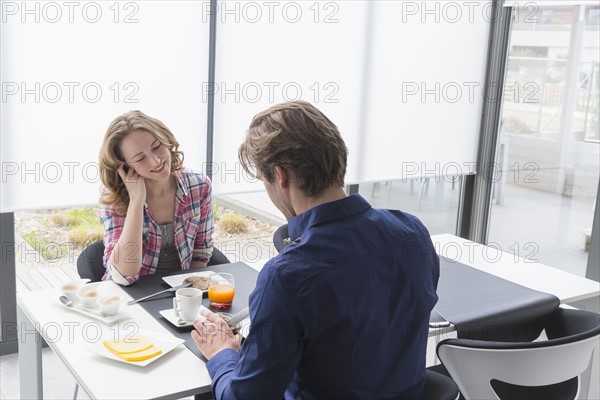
xmin=212 ymin=1 xmax=491 ymax=194
xmin=359 ymin=1 xmax=491 ymax=183
xmin=0 ymin=1 xmax=209 ymax=212
xmin=211 ymin=0 xmax=367 ymax=194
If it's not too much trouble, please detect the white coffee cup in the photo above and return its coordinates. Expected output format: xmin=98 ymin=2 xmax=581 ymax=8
xmin=98 ymin=295 xmax=122 ymax=316
xmin=60 ymin=279 xmax=89 ymax=301
xmin=78 ymin=282 xmax=101 ymax=308
xmin=173 ymin=288 xmax=203 ymax=322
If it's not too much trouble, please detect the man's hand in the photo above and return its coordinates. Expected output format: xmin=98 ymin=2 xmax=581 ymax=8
xmin=191 ymin=307 xmax=241 ymax=360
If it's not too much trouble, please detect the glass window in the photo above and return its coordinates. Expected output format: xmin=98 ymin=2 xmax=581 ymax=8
xmin=359 ymin=177 xmax=463 ymax=235
xmin=489 ymin=5 xmax=599 ymax=276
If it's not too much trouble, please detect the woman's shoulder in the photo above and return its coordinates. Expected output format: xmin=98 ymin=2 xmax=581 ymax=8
xmin=176 ymin=167 xmax=211 ymax=187
xmin=98 ymin=185 xmax=126 ymax=217
xmin=177 ymin=167 xmax=210 ymax=183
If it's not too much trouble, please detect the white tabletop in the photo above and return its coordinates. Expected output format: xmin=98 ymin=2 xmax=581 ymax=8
xmin=18 ymin=281 xmax=211 ymax=400
xmin=431 ymin=234 xmax=600 ymax=304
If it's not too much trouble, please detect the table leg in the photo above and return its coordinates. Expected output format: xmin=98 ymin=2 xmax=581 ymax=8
xmin=17 ymin=305 xmax=43 ymax=399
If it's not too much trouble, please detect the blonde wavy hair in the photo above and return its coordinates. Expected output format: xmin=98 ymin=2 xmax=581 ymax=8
xmin=99 ymin=110 xmax=184 ymax=214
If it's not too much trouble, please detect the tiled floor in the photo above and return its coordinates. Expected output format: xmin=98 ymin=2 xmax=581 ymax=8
xmin=1 ymin=347 xmax=88 ymax=400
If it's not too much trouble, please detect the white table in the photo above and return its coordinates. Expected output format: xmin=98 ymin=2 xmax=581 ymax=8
xmin=18 ymin=234 xmax=600 ymax=399
xmin=431 ymin=234 xmax=600 ymax=306
xmin=18 ymin=282 xmax=212 ymax=399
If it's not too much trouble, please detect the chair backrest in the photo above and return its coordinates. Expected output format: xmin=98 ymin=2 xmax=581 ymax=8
xmin=207 ymin=247 xmax=231 ymax=266
xmin=273 ymin=224 xmax=289 ymax=253
xmin=436 ymin=308 xmax=600 ymax=400
xmin=77 ymin=240 xmax=106 ymax=282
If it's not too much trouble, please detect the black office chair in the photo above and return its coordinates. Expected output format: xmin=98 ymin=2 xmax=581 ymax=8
xmin=76 ymin=240 xmax=231 ymax=282
xmin=208 ymin=247 xmax=231 ymax=266
xmin=421 ymin=369 xmax=460 ymax=400
xmin=77 ymin=239 xmax=105 ymax=282
xmin=273 ymin=223 xmax=289 ymax=253
xmin=434 ymin=308 xmax=600 ymax=400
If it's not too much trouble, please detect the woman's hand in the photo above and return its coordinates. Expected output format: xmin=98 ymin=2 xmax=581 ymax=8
xmin=117 ymin=166 xmax=146 ymax=206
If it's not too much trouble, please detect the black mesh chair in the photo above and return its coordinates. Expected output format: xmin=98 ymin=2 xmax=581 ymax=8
xmin=76 ymin=240 xmax=231 ymax=281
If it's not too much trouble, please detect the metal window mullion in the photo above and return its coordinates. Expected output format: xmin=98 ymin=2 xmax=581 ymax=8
xmin=467 ymin=2 xmax=513 ymax=244
xmin=0 ymin=212 xmax=18 ymax=354
xmin=205 ymin=0 xmax=218 ymax=181
xmin=586 ymin=182 xmax=599 ymax=282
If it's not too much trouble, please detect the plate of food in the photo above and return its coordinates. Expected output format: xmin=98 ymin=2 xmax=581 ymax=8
xmin=88 ymin=329 xmax=184 ymax=367
xmin=161 ymin=270 xmax=216 ymax=290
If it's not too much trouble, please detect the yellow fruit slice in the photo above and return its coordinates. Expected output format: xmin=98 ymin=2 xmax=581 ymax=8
xmin=113 ymin=346 xmax=162 ymax=362
xmin=103 ymin=333 xmax=154 ymax=354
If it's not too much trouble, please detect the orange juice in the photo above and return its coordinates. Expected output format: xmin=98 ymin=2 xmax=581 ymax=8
xmin=208 ymin=284 xmax=235 ymax=308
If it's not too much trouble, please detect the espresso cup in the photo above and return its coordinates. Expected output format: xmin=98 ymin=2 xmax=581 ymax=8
xmin=60 ymin=279 xmax=89 ymax=302
xmin=78 ymin=282 xmax=101 ymax=308
xmin=173 ymin=287 xmax=203 ymax=322
xmin=98 ymin=295 xmax=122 ymax=316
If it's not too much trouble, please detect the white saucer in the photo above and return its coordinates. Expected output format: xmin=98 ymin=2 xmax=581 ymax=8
xmin=159 ymin=308 xmax=203 ymax=327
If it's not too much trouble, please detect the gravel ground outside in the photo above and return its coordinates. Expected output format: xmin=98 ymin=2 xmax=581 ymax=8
xmin=13 ymin=206 xmax=278 ymax=272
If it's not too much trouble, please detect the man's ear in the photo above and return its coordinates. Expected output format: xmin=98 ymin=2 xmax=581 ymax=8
xmin=273 ymin=165 xmax=289 ymax=188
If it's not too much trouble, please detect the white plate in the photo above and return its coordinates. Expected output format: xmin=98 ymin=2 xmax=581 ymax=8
xmin=88 ymin=329 xmax=184 ymax=367
xmin=59 ymin=298 xmax=131 ymax=324
xmin=161 ymin=270 xmax=216 ymax=288
xmin=159 ymin=307 xmax=207 ymax=327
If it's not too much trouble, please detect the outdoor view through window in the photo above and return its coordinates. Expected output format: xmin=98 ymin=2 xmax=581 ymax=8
xmin=489 ymin=4 xmax=600 ymax=277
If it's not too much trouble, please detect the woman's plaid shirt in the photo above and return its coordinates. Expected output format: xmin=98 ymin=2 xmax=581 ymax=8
xmin=98 ymin=168 xmax=214 ymax=284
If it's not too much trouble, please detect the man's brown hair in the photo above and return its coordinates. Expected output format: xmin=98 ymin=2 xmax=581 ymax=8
xmin=239 ymin=101 xmax=348 ymax=197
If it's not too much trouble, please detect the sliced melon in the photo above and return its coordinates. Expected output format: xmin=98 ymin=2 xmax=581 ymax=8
xmin=103 ymin=333 xmax=154 ymax=354
xmin=113 ymin=346 xmax=162 ymax=362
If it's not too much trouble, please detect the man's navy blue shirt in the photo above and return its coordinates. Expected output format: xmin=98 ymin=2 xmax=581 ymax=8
xmin=207 ymin=194 xmax=440 ymax=399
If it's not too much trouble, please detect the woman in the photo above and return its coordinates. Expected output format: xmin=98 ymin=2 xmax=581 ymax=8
xmin=98 ymin=110 xmax=214 ymax=285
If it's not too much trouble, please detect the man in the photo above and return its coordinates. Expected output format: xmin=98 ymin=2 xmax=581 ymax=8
xmin=192 ymin=101 xmax=439 ymax=399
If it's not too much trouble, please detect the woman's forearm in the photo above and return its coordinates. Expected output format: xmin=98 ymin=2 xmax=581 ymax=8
xmin=109 ymin=201 xmax=144 ymax=277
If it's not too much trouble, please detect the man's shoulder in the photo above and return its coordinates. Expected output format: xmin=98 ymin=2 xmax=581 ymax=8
xmin=372 ymin=207 xmax=431 ymax=236
xmin=259 ymin=253 xmax=310 ymax=285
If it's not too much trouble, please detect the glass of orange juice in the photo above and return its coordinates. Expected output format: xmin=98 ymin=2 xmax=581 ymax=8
xmin=207 ymin=273 xmax=235 ymax=309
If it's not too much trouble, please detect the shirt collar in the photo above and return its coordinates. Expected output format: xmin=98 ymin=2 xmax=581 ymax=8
xmin=287 ymin=194 xmax=371 ymax=241
xmin=174 ymin=169 xmax=189 ymax=202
